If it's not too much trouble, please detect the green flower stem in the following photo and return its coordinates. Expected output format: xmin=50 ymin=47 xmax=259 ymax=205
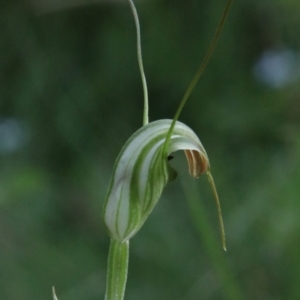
xmin=128 ymin=0 xmax=149 ymax=126
xmin=105 ymin=239 xmax=129 ymax=300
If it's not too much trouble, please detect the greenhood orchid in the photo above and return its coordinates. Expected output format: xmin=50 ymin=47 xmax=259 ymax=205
xmin=101 ymin=1 xmax=232 ymax=300
xmin=103 ymin=119 xmax=211 ymax=242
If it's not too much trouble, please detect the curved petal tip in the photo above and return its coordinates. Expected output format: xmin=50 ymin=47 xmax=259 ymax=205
xmin=184 ymin=149 xmax=209 ymax=178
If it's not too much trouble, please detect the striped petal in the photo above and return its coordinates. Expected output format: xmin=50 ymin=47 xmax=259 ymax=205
xmin=103 ymin=119 xmax=210 ymax=242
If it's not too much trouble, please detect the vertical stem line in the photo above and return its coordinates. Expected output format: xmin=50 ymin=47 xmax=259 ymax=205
xmin=105 ymin=239 xmax=129 ymax=300
xmin=128 ymin=0 xmax=149 ymax=126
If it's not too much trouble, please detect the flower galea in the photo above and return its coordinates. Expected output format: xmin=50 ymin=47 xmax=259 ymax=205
xmin=103 ymin=119 xmax=214 ymax=242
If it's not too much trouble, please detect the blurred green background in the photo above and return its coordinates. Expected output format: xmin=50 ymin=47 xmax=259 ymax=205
xmin=1 ymin=0 xmax=300 ymax=299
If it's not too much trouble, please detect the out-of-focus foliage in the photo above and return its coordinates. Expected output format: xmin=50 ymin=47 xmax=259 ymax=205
xmin=1 ymin=0 xmax=300 ymax=299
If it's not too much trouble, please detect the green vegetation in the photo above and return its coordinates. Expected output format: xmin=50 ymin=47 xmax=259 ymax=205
xmin=1 ymin=0 xmax=300 ymax=299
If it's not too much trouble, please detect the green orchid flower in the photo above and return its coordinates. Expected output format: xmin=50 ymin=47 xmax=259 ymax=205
xmin=102 ymin=1 xmax=232 ymax=300
xmin=103 ymin=119 xmax=210 ymax=242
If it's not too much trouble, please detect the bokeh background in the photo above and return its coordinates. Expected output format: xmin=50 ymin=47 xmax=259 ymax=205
xmin=1 ymin=0 xmax=300 ymax=299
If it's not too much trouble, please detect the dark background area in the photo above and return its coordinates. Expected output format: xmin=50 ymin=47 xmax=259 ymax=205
xmin=1 ymin=0 xmax=300 ymax=299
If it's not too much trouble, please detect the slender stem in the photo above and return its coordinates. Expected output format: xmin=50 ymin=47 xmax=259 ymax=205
xmin=128 ymin=0 xmax=149 ymax=126
xmin=105 ymin=239 xmax=129 ymax=300
xmin=207 ymin=171 xmax=226 ymax=251
xmin=162 ymin=0 xmax=233 ymax=156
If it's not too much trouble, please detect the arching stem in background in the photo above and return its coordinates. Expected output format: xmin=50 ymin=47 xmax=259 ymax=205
xmin=162 ymin=0 xmax=233 ymax=156
xmin=128 ymin=0 xmax=149 ymax=126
